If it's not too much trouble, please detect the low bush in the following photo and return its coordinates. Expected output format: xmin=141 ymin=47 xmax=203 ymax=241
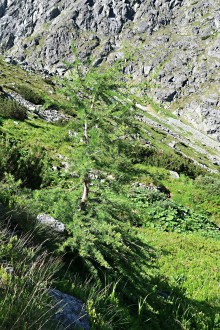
xmin=130 ymin=188 xmax=219 ymax=236
xmin=164 ymin=175 xmax=220 ymax=225
xmin=15 ymin=85 xmax=44 ymax=105
xmin=195 ymin=175 xmax=220 ymax=195
xmin=0 ymin=97 xmax=27 ymax=120
xmin=144 ymin=148 xmax=205 ymax=178
xmin=0 ymin=138 xmax=60 ymax=189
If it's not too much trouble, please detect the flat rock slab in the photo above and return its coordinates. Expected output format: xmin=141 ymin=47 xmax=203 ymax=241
xmin=49 ymin=289 xmax=90 ymax=330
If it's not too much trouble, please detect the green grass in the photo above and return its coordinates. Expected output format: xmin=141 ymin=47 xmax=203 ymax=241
xmin=0 ymin=226 xmax=60 ymax=330
xmin=1 ymin=118 xmax=70 ymax=154
xmin=0 ymin=59 xmax=220 ymax=329
xmin=139 ymin=228 xmax=220 ymax=329
xmin=162 ymin=174 xmax=220 ymax=225
xmin=0 ymin=58 xmax=68 ymax=112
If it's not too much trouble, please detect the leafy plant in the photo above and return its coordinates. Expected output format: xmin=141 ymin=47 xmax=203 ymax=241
xmin=130 ymin=188 xmax=219 ymax=236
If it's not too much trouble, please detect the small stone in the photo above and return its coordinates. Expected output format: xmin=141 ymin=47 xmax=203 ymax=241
xmin=4 ymin=266 xmax=14 ymax=275
xmin=169 ymin=170 xmax=180 ymax=179
xmin=36 ymin=214 xmax=65 ymax=233
xmin=168 ymin=141 xmax=176 ymax=149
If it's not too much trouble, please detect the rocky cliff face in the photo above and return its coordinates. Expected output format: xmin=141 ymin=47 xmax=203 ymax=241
xmin=0 ymin=0 xmax=220 ymax=140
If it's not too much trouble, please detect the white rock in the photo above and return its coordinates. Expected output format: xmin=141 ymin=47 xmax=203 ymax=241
xmin=169 ymin=170 xmax=180 ymax=179
xmin=36 ymin=214 xmax=65 ymax=233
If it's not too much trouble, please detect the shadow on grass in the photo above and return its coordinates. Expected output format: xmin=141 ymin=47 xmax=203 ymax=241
xmin=26 ymin=121 xmax=43 ymax=129
xmin=0 ymin=204 xmax=218 ymax=330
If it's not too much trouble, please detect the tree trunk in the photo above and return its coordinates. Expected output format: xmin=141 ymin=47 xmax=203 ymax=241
xmin=84 ymin=119 xmax=88 ymax=142
xmin=80 ymin=173 xmax=90 ymax=210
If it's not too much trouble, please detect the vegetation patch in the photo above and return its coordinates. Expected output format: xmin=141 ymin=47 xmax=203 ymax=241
xmin=0 ymin=57 xmax=219 ymax=329
xmin=0 ymin=96 xmax=27 ymax=120
xmin=0 ymin=226 xmax=60 ymax=330
xmin=13 ymin=84 xmax=45 ymax=105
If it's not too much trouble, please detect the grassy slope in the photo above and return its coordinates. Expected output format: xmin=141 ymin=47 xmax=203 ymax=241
xmin=0 ymin=225 xmax=59 ymax=330
xmin=0 ymin=61 xmax=220 ymax=329
xmin=140 ymin=229 xmax=220 ymax=329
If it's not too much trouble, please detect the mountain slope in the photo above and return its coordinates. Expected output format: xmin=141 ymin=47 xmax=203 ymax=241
xmin=1 ymin=4 xmax=220 ymax=328
xmin=0 ymin=54 xmax=220 ymax=330
xmin=0 ymin=0 xmax=220 ymax=140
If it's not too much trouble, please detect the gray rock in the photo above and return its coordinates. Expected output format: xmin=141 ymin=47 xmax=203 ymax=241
xmin=36 ymin=214 xmax=65 ymax=233
xmin=49 ymin=289 xmax=90 ymax=330
xmin=4 ymin=89 xmax=70 ymax=123
xmin=0 ymin=0 xmax=220 ymax=139
xmin=169 ymin=170 xmax=180 ymax=179
xmin=35 ymin=109 xmax=71 ymax=123
xmin=136 ymin=103 xmax=220 ymax=173
xmin=168 ymin=141 xmax=176 ymax=149
xmin=132 ymin=182 xmax=163 ymax=192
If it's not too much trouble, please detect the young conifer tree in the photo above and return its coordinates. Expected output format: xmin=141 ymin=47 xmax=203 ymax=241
xmin=59 ymin=47 xmax=146 ymax=271
xmin=61 ymin=47 xmax=142 ymax=208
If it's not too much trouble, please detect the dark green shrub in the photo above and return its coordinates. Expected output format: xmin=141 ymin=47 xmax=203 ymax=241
xmin=195 ymin=175 xmax=220 ymax=194
xmin=0 ymin=138 xmax=59 ymax=189
xmin=144 ymin=149 xmax=205 ymax=178
xmin=15 ymin=85 xmax=44 ymax=105
xmin=44 ymin=78 xmax=56 ymax=86
xmin=0 ymin=97 xmax=27 ymax=120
